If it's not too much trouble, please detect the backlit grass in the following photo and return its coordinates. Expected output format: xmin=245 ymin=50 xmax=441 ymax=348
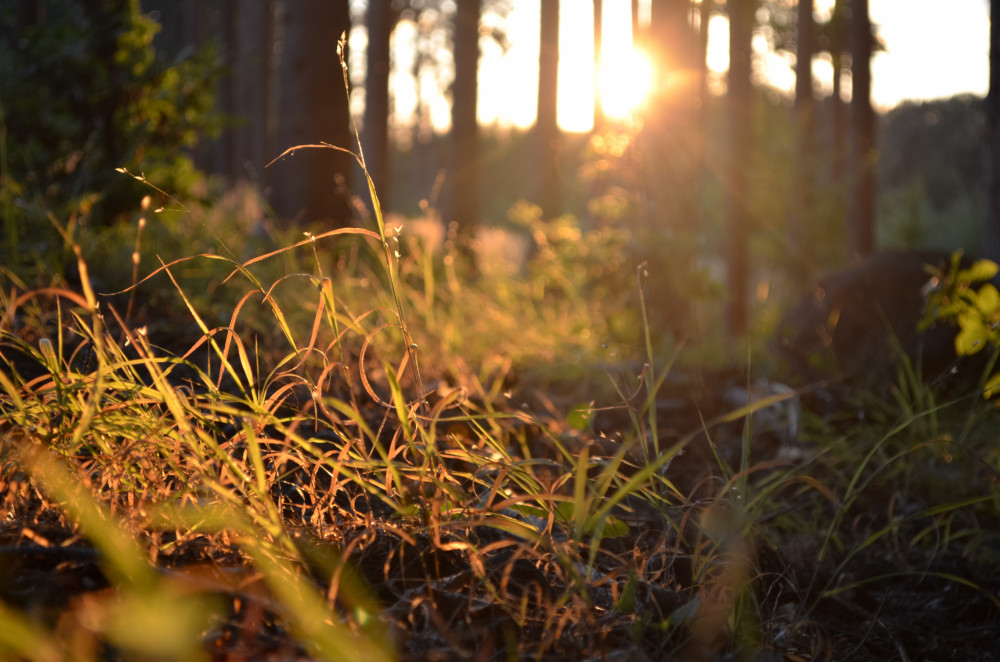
xmin=2 ymin=142 xmax=1000 ymax=661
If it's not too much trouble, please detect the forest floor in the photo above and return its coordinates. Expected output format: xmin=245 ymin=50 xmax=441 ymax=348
xmin=2 ymin=268 xmax=1000 ymax=661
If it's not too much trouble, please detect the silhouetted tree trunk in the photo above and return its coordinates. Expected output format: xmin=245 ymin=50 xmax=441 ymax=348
xmin=537 ymin=0 xmax=560 ymax=218
xmin=635 ymin=0 xmax=701 ymax=338
xmin=692 ymin=0 xmax=710 ymax=209
xmin=450 ymin=0 xmax=480 ymax=236
xmin=726 ymin=0 xmax=755 ymax=337
xmin=645 ymin=0 xmax=697 ymax=231
xmin=789 ymin=0 xmax=816 ymax=280
xmin=364 ymin=0 xmax=393 ymax=208
xmin=848 ymin=0 xmax=875 ymax=259
xmin=649 ymin=0 xmax=689 ymax=79
xmin=593 ymin=0 xmax=603 ymax=128
xmin=230 ymin=0 xmax=273 ymax=185
xmin=17 ymin=0 xmax=44 ymax=28
xmin=827 ymin=0 xmax=848 ymax=183
xmin=411 ymin=10 xmax=438 ymax=209
xmin=696 ymin=0 xmax=710 ymax=106
xmin=986 ymin=0 xmax=1000 ymax=261
xmin=268 ymin=0 xmax=352 ymax=225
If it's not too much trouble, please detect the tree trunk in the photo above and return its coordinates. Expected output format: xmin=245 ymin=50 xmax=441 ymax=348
xmin=789 ymin=0 xmax=816 ymax=280
xmin=268 ymin=0 xmax=353 ymax=225
xmin=828 ymin=0 xmax=848 ymax=184
xmin=831 ymin=49 xmax=846 ymax=181
xmin=726 ymin=0 xmax=755 ymax=337
xmin=644 ymin=0 xmax=696 ymax=228
xmin=537 ymin=0 xmax=561 ymax=218
xmin=986 ymin=0 xmax=1000 ymax=262
xmin=848 ymin=0 xmax=875 ymax=259
xmin=450 ymin=0 xmax=480 ymax=236
xmin=412 ymin=13 xmax=436 ymax=209
xmin=634 ymin=0 xmax=699 ymax=338
xmin=364 ymin=0 xmax=393 ymax=210
xmin=17 ymin=0 xmax=45 ymax=28
xmin=649 ymin=0 xmax=690 ymax=79
xmin=593 ymin=0 xmax=603 ymax=128
xmin=230 ymin=0 xmax=273 ymax=185
xmin=696 ymin=0 xmax=710 ymax=107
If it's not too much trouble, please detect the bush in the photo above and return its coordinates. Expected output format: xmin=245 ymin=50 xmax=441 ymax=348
xmin=0 ymin=0 xmax=221 ymax=277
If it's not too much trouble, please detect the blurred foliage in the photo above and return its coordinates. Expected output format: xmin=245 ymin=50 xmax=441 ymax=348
xmin=81 ymin=182 xmax=280 ymax=319
xmin=878 ymin=95 xmax=986 ymax=250
xmin=0 ymin=0 xmax=988 ymax=374
xmin=921 ymin=252 xmax=1000 ymax=392
xmin=0 ymin=0 xmax=222 ymax=278
xmin=507 ymin=199 xmax=631 ymax=306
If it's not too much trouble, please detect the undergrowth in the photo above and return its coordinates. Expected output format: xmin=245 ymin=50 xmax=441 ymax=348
xmin=2 ymin=80 xmax=1000 ymax=662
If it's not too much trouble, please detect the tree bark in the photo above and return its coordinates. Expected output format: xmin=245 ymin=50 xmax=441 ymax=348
xmin=644 ymin=0 xmax=696 ymax=229
xmin=848 ymin=0 xmax=875 ymax=259
xmin=363 ymin=0 xmax=393 ymax=210
xmin=789 ymin=0 xmax=816 ymax=280
xmin=696 ymin=0 xmax=710 ymax=107
xmin=593 ymin=0 xmax=603 ymax=128
xmin=828 ymin=0 xmax=848 ymax=184
xmin=649 ymin=0 xmax=690 ymax=79
xmin=726 ymin=0 xmax=755 ymax=337
xmin=268 ymin=0 xmax=353 ymax=225
xmin=17 ymin=0 xmax=45 ymax=28
xmin=986 ymin=0 xmax=1000 ymax=262
xmin=450 ymin=0 xmax=480 ymax=236
xmin=230 ymin=0 xmax=273 ymax=185
xmin=537 ymin=0 xmax=561 ymax=218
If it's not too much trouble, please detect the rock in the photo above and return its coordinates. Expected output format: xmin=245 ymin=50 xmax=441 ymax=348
xmin=775 ymin=249 xmax=977 ymax=392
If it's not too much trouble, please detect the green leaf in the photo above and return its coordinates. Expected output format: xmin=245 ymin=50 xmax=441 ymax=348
xmin=556 ymin=503 xmax=630 ymax=538
xmin=665 ymin=595 xmax=702 ymax=628
xmin=614 ymin=569 xmax=639 ymax=614
xmin=975 ymin=283 xmax=1000 ymax=316
xmin=567 ymin=401 xmax=594 ymax=432
xmin=106 ymin=589 xmax=215 ymax=659
xmin=955 ymin=313 xmax=988 ymax=356
xmin=554 ymin=501 xmax=576 ymax=524
xmin=984 ymin=372 xmax=1000 ymax=399
xmin=596 ymin=514 xmax=630 ymax=538
xmin=958 ymin=259 xmax=999 ymax=284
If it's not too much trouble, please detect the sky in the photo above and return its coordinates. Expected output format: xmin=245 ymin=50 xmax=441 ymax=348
xmin=475 ymin=0 xmax=991 ymax=133
xmin=868 ymin=0 xmax=989 ymax=108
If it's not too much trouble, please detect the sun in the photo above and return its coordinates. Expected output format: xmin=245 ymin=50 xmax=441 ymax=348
xmin=481 ymin=0 xmax=657 ymax=133
xmin=598 ymin=47 xmax=654 ymax=120
xmin=556 ymin=0 xmax=654 ymax=132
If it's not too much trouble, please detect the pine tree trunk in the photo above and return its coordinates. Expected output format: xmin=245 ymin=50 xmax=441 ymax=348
xmin=593 ymin=0 xmax=603 ymax=128
xmin=450 ymin=0 xmax=480 ymax=236
xmin=789 ymin=0 xmax=816 ymax=280
xmin=230 ymin=0 xmax=273 ymax=186
xmin=363 ymin=0 xmax=393 ymax=209
xmin=986 ymin=0 xmax=1000 ymax=262
xmin=537 ymin=0 xmax=561 ymax=218
xmin=726 ymin=0 xmax=755 ymax=337
xmin=829 ymin=0 xmax=848 ymax=185
xmin=848 ymin=0 xmax=875 ymax=259
xmin=268 ymin=0 xmax=353 ymax=225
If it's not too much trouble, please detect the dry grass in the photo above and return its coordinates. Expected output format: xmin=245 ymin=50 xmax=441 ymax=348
xmin=2 ymin=156 xmax=1000 ymax=660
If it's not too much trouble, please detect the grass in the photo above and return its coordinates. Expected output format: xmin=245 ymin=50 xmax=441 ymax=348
xmin=2 ymin=148 xmax=1000 ymax=660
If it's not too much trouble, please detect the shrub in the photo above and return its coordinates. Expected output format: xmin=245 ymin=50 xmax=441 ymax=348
xmin=0 ymin=0 xmax=221 ymax=276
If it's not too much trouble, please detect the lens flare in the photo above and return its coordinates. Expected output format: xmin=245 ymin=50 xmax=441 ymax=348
xmin=599 ymin=48 xmax=654 ymax=120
